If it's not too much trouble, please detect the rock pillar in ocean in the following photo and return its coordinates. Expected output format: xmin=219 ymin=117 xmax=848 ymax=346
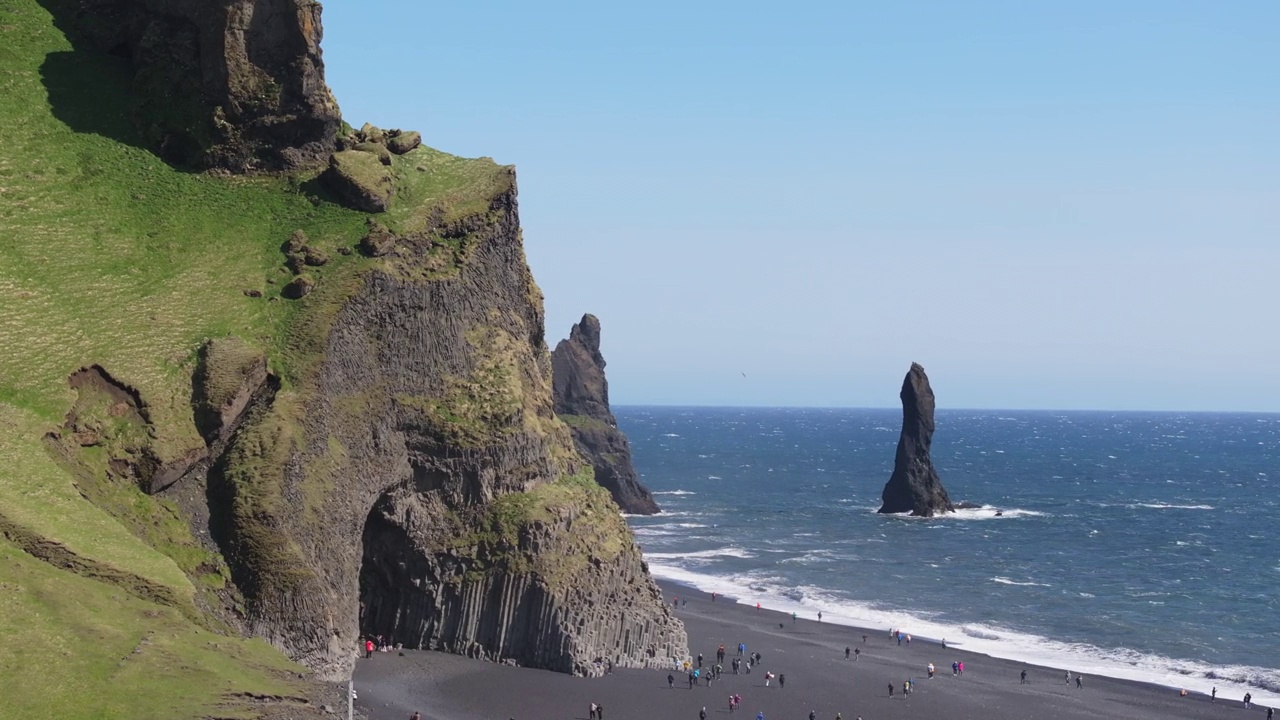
xmin=552 ymin=314 xmax=660 ymax=515
xmin=878 ymin=363 xmax=955 ymax=517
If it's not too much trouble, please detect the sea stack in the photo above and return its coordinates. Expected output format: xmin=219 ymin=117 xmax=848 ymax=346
xmin=878 ymin=362 xmax=955 ymax=517
xmin=552 ymin=314 xmax=660 ymax=515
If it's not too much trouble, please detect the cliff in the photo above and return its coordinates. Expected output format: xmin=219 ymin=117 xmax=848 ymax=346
xmin=878 ymin=363 xmax=955 ymax=517
xmin=38 ymin=0 xmax=341 ymax=170
xmin=0 ymin=1 xmax=684 ymax=716
xmin=552 ymin=315 xmax=660 ymax=515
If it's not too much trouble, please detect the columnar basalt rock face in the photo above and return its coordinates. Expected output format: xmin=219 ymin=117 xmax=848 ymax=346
xmin=878 ymin=363 xmax=955 ymax=517
xmin=41 ymin=0 xmax=341 ymax=169
xmin=211 ymin=183 xmax=686 ymax=680
xmin=552 ymin=315 xmax=660 ymax=515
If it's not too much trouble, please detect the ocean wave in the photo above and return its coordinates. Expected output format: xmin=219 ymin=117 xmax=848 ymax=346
xmin=653 ymin=490 xmax=697 ymax=496
xmin=708 ymin=475 xmax=723 ymax=480
xmin=880 ymin=505 xmax=1046 ymax=521
xmin=1129 ymin=503 xmax=1215 ymax=510
xmin=991 ymin=577 xmax=1051 ymax=587
xmin=644 ymin=547 xmax=757 ymax=561
xmin=644 ymin=563 xmax=1280 ymax=703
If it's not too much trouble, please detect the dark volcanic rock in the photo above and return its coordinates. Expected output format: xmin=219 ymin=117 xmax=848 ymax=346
xmin=212 ymin=184 xmax=684 ymax=681
xmin=878 ymin=363 xmax=954 ymax=517
xmin=552 ymin=314 xmax=660 ymax=515
xmin=42 ymin=0 xmax=342 ymax=171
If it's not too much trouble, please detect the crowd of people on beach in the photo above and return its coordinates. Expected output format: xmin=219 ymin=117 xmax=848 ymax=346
xmin=374 ymin=592 xmax=1273 ymax=720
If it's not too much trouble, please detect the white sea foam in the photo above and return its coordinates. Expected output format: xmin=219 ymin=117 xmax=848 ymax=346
xmin=880 ymin=505 xmax=1046 ymax=521
xmin=644 ymin=547 xmax=757 ymax=561
xmin=708 ymin=475 xmax=723 ymax=480
xmin=653 ymin=490 xmax=697 ymax=496
xmin=1130 ymin=503 xmax=1215 ymax=510
xmin=991 ymin=577 xmax=1052 ymax=587
xmin=644 ymin=563 xmax=1280 ymax=704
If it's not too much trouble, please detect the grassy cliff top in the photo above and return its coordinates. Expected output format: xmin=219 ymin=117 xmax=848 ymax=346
xmin=0 ymin=0 xmax=514 ymax=716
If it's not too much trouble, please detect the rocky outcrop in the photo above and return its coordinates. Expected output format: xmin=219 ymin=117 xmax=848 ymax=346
xmin=38 ymin=0 xmax=687 ymax=687
xmin=206 ymin=180 xmax=685 ymax=680
xmin=41 ymin=0 xmax=341 ymax=170
xmin=878 ymin=363 xmax=955 ymax=517
xmin=551 ymin=315 xmax=659 ymax=515
xmin=322 ymin=150 xmax=393 ymax=212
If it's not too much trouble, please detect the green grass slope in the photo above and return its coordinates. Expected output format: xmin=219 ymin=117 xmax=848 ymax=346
xmin=0 ymin=1 xmax=509 ymax=716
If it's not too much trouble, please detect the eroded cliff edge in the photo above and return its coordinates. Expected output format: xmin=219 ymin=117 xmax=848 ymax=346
xmin=552 ymin=315 xmax=660 ymax=515
xmin=31 ymin=0 xmax=687 ymax=687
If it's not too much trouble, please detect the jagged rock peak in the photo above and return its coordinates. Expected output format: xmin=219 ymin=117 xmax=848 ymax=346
xmin=878 ymin=362 xmax=955 ymax=517
xmin=552 ymin=314 xmax=660 ymax=515
xmin=45 ymin=0 xmax=342 ymax=171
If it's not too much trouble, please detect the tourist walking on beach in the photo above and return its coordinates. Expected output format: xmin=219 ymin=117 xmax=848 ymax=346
xmin=700 ymin=707 xmax=707 ymax=720
xmin=959 ymin=661 xmax=965 ymax=675
xmin=757 ymin=712 xmax=765 ymax=720
xmin=862 ymin=634 xmax=868 ymax=644
xmin=792 ymin=611 xmax=798 ymax=624
xmin=818 ymin=612 xmax=823 ymax=622
xmin=410 ymin=713 xmax=421 ymax=720
xmin=764 ymin=671 xmax=773 ymax=687
xmin=888 ymin=682 xmax=895 ymax=698
xmin=1020 ymin=669 xmax=1027 ymax=684
xmin=597 ymin=704 xmax=604 ymax=719
xmin=927 ymin=662 xmax=935 ymax=679
xmin=1265 ymin=706 xmax=1272 ymax=720
xmin=669 ymin=673 xmax=675 ymax=689
xmin=952 ymin=661 xmax=959 ymax=676
xmin=809 ymin=711 xmax=817 ymax=720
xmin=364 ymin=639 xmax=374 ymax=659
xmin=854 ymin=647 xmax=860 ymax=661
xmin=738 ymin=643 xmax=745 ymax=657
xmin=1065 ymin=670 xmax=1071 ymax=684
xmin=1076 ymin=675 xmax=1083 ymax=689
xmin=779 ymin=674 xmax=785 ymax=689
xmin=1244 ymin=693 xmax=1252 ymax=709
xmin=845 ymin=646 xmax=850 ymax=660
xmin=698 ymin=653 xmax=703 ymax=668
xmin=718 ymin=645 xmax=726 ymax=663
xmin=589 ymin=702 xmax=598 ymax=719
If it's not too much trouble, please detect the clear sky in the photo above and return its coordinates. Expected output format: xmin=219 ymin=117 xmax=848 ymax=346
xmin=322 ymin=1 xmax=1278 ymax=412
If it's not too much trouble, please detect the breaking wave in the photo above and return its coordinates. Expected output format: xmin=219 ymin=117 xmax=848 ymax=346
xmin=642 ymin=563 xmax=1280 ymax=703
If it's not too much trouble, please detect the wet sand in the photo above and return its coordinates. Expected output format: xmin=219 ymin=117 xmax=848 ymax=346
xmin=354 ymin=581 xmax=1270 ymax=719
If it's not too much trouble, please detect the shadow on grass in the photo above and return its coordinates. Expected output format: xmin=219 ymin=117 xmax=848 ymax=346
xmin=38 ymin=49 xmax=145 ymax=149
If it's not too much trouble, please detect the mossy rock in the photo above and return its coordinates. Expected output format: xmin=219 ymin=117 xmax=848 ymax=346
xmin=282 ymin=276 xmax=315 ymax=299
xmin=322 ymin=151 xmax=393 ymax=213
xmin=353 ymin=141 xmax=392 ymax=166
xmin=358 ymin=219 xmax=396 ymax=257
xmin=387 ymin=131 xmax=422 ymax=155
xmin=358 ymin=122 xmax=387 ymax=144
xmin=302 ymin=246 xmax=330 ymax=267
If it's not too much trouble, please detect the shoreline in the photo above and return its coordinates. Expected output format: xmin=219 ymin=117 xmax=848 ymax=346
xmin=354 ymin=578 xmax=1272 ymax=719
xmin=646 ymin=567 xmax=1280 ymax=706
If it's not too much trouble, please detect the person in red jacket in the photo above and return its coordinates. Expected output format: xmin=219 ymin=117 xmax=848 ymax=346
xmin=365 ymin=639 xmax=374 ymax=659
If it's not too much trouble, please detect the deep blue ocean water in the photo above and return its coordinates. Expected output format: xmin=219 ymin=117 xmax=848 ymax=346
xmin=618 ymin=407 xmax=1280 ymax=702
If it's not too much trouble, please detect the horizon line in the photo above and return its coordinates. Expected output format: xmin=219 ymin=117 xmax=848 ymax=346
xmin=610 ymin=403 xmax=1280 ymax=416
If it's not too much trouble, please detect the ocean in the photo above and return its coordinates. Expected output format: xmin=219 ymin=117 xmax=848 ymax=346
xmin=617 ymin=406 xmax=1280 ymax=703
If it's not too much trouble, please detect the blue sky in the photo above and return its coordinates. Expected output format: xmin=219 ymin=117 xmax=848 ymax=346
xmin=322 ymin=2 xmax=1278 ymax=411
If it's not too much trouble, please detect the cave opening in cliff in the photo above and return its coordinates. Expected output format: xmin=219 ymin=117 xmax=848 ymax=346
xmin=358 ymin=487 xmax=437 ymax=648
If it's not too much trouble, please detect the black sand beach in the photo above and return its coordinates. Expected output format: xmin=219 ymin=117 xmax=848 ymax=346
xmin=355 ymin=581 xmax=1271 ymax=719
